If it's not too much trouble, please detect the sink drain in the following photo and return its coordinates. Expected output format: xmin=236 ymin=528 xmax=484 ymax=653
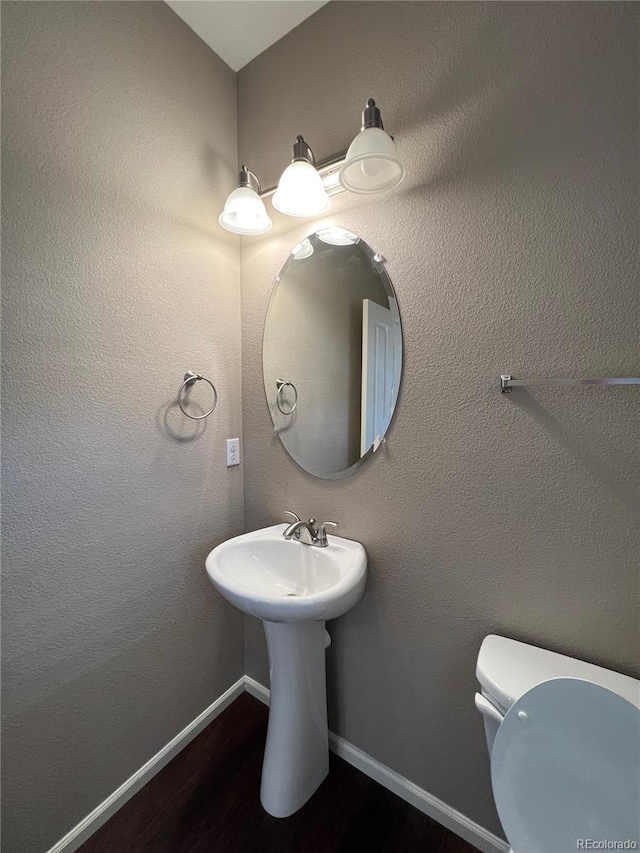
xmin=286 ymin=592 xmax=297 ymax=597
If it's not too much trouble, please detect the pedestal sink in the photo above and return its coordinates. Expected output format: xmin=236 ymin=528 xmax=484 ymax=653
xmin=205 ymin=524 xmax=367 ymax=817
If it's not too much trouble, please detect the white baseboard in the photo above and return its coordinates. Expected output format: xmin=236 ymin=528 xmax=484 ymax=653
xmin=46 ymin=676 xmax=247 ymax=853
xmin=328 ymin=732 xmax=509 ymax=853
xmin=244 ymin=674 xmax=271 ymax=705
xmin=48 ymin=674 xmax=508 ymax=853
xmin=243 ymin=677 xmax=509 ymax=853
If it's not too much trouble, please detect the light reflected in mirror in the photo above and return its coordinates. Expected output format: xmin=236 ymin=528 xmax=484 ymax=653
xmin=263 ymin=229 xmax=403 ymax=479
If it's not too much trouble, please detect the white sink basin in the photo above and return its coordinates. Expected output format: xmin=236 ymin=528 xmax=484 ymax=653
xmin=205 ymin=523 xmax=367 ymax=819
xmin=205 ymin=524 xmax=367 ymax=623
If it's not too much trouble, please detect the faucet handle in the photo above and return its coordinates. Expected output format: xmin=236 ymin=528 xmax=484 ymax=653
xmin=284 ymin=510 xmax=301 ymax=523
xmin=315 ymin=521 xmax=338 ymax=546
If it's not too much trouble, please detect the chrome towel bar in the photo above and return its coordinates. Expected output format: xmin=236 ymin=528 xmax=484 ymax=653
xmin=500 ymin=375 xmax=640 ymax=393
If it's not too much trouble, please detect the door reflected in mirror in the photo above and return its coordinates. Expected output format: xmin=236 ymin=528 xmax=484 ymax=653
xmin=263 ymin=229 xmax=403 ymax=479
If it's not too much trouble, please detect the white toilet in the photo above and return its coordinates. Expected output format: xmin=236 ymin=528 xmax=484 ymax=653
xmin=475 ymin=634 xmax=640 ymax=853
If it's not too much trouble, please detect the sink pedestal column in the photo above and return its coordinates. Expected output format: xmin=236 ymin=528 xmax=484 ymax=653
xmin=260 ymin=620 xmax=329 ymax=817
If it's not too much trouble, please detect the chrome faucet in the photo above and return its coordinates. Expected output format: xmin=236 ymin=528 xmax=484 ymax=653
xmin=282 ymin=511 xmax=337 ymax=548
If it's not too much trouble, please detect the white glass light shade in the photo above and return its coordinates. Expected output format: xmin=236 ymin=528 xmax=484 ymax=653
xmin=272 ymin=161 xmax=330 ymax=218
xmin=339 ymin=127 xmax=404 ymax=194
xmin=219 ymin=186 xmax=272 ymax=235
xmin=316 ymin=227 xmax=358 ymax=246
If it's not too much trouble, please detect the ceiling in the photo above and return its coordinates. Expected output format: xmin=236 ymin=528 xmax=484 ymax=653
xmin=165 ymin=1 xmax=329 ymax=72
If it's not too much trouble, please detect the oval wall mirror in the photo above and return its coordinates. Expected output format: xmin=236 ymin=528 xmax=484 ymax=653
xmin=263 ymin=228 xmax=403 ymax=479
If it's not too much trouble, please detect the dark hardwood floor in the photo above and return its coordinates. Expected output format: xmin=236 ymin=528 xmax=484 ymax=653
xmin=78 ymin=692 xmax=481 ymax=853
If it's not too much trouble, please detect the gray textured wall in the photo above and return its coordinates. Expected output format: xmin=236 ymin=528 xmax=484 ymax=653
xmin=238 ymin=2 xmax=639 ymax=837
xmin=1 ymin=3 xmax=244 ymax=851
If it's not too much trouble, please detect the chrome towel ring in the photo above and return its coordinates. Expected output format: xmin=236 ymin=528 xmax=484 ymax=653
xmin=276 ymin=379 xmax=298 ymax=415
xmin=178 ymin=371 xmax=218 ymax=420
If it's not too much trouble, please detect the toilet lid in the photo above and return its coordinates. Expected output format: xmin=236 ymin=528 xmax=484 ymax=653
xmin=491 ymin=677 xmax=640 ymax=853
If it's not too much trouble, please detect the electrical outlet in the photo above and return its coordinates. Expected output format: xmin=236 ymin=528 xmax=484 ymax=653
xmin=226 ymin=438 xmax=240 ymax=467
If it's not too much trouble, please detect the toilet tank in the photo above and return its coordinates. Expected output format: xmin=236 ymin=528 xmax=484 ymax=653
xmin=475 ymin=634 xmax=640 ymax=753
xmin=474 ymin=692 xmax=503 ymax=753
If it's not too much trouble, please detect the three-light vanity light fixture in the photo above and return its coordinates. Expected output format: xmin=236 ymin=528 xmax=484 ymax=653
xmin=219 ymin=98 xmax=404 ymax=236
